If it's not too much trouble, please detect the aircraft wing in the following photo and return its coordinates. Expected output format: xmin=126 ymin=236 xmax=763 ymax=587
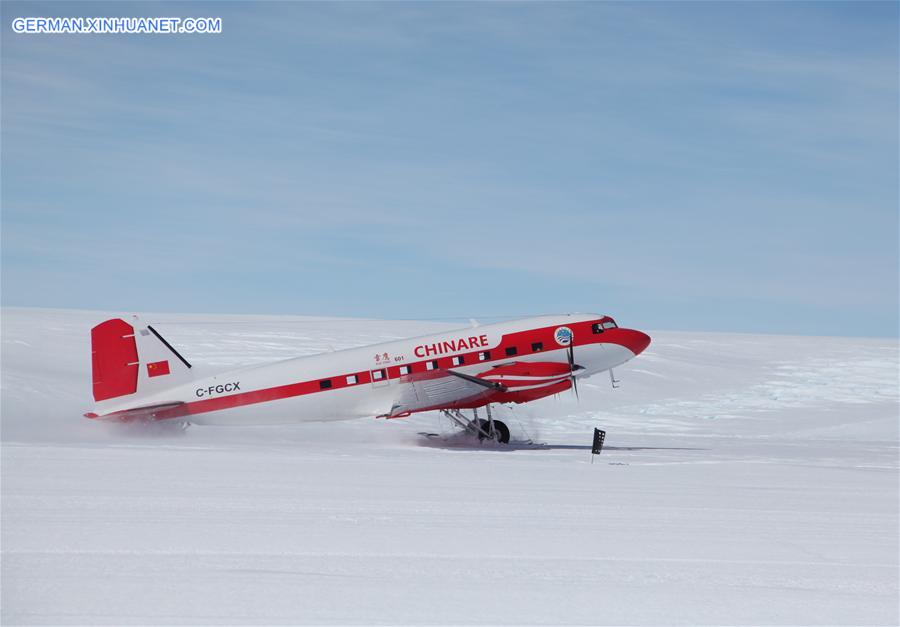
xmin=385 ymin=369 xmax=505 ymax=418
xmin=384 ymin=360 xmax=576 ymax=418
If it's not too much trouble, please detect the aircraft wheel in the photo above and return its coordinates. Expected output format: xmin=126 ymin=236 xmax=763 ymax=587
xmin=492 ymin=420 xmax=511 ymax=444
xmin=477 ymin=419 xmax=510 ymax=444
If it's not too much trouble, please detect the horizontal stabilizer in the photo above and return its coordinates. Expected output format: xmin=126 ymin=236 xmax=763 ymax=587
xmin=85 ymin=401 xmax=186 ymax=422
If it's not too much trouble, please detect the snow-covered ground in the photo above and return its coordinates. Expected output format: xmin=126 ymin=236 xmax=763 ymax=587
xmin=2 ymin=308 xmax=897 ymax=625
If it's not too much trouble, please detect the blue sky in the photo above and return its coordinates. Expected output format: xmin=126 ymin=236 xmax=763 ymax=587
xmin=2 ymin=2 xmax=897 ymax=336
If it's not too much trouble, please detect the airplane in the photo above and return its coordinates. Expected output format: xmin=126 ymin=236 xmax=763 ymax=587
xmin=85 ymin=313 xmax=651 ymax=443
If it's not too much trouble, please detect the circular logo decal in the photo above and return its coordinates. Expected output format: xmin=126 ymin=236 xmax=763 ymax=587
xmin=554 ymin=326 xmax=573 ymax=346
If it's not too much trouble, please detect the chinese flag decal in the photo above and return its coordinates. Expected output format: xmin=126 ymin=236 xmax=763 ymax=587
xmin=147 ymin=360 xmax=170 ymax=377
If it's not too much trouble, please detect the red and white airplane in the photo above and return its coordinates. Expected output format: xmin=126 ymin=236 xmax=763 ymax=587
xmin=85 ymin=314 xmax=651 ymax=443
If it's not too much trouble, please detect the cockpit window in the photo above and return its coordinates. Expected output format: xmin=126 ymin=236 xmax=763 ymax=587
xmin=593 ymin=317 xmax=618 ymax=333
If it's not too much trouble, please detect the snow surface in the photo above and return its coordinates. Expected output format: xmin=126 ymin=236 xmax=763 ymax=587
xmin=2 ymin=307 xmax=898 ymax=625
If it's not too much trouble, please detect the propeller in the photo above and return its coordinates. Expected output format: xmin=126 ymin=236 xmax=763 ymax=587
xmin=566 ymin=339 xmax=583 ymax=400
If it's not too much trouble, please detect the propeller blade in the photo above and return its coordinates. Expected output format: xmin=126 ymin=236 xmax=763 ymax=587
xmin=567 ymin=342 xmax=579 ymax=400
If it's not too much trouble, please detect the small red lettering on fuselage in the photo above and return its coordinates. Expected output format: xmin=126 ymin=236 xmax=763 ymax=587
xmin=414 ymin=334 xmax=488 ymax=358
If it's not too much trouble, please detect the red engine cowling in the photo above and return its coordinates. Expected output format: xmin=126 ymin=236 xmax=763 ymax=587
xmin=477 ymin=361 xmax=573 ymax=405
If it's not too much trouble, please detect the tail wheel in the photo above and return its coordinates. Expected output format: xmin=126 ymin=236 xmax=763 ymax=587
xmin=477 ymin=419 xmax=510 ymax=444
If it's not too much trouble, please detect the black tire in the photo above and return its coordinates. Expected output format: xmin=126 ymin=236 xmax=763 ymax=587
xmin=492 ymin=420 xmax=510 ymax=444
xmin=477 ymin=419 xmax=510 ymax=444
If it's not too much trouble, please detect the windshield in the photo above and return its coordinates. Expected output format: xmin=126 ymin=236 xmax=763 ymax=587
xmin=592 ymin=317 xmax=617 ymax=333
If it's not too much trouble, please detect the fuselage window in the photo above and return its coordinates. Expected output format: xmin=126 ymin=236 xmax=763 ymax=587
xmin=478 ymin=351 xmax=490 ymax=361
xmin=426 ymin=360 xmax=438 ymax=371
xmin=399 ymin=365 xmax=411 ymax=375
xmin=372 ymin=369 xmax=385 ymax=381
xmin=319 ymin=379 xmax=332 ymax=389
xmin=345 ymin=375 xmax=358 ymax=385
xmin=452 ymin=355 xmax=464 ymax=366
xmin=592 ymin=323 xmax=604 ymax=334
xmin=505 ymin=346 xmax=518 ymax=356
xmin=532 ymin=342 xmax=543 ymax=352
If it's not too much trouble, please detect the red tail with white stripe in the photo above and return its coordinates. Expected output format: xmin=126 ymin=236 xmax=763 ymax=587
xmin=90 ymin=317 xmax=193 ymax=406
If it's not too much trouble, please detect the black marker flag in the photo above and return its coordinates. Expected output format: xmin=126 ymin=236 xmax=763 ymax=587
xmin=592 ymin=428 xmax=606 ymax=456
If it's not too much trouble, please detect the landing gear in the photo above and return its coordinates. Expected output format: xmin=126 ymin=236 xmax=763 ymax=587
xmin=440 ymin=405 xmax=510 ymax=444
xmin=477 ymin=418 xmax=510 ymax=444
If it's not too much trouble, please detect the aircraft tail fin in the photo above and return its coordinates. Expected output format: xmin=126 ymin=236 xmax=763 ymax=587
xmin=91 ymin=316 xmax=193 ymax=405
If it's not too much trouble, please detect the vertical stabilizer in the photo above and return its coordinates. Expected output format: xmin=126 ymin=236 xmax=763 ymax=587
xmin=91 ymin=319 xmax=139 ymax=402
xmin=90 ymin=316 xmax=194 ymax=405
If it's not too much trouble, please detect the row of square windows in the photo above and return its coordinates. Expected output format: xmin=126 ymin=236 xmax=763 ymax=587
xmin=317 ymin=342 xmax=548 ymax=389
xmin=318 ymin=323 xmax=616 ymax=388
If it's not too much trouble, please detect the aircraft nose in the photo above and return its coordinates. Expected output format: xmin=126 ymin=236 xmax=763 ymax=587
xmin=611 ymin=328 xmax=651 ymax=356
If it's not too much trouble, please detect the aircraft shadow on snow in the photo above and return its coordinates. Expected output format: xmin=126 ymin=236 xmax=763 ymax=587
xmin=415 ymin=431 xmax=706 ymax=453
